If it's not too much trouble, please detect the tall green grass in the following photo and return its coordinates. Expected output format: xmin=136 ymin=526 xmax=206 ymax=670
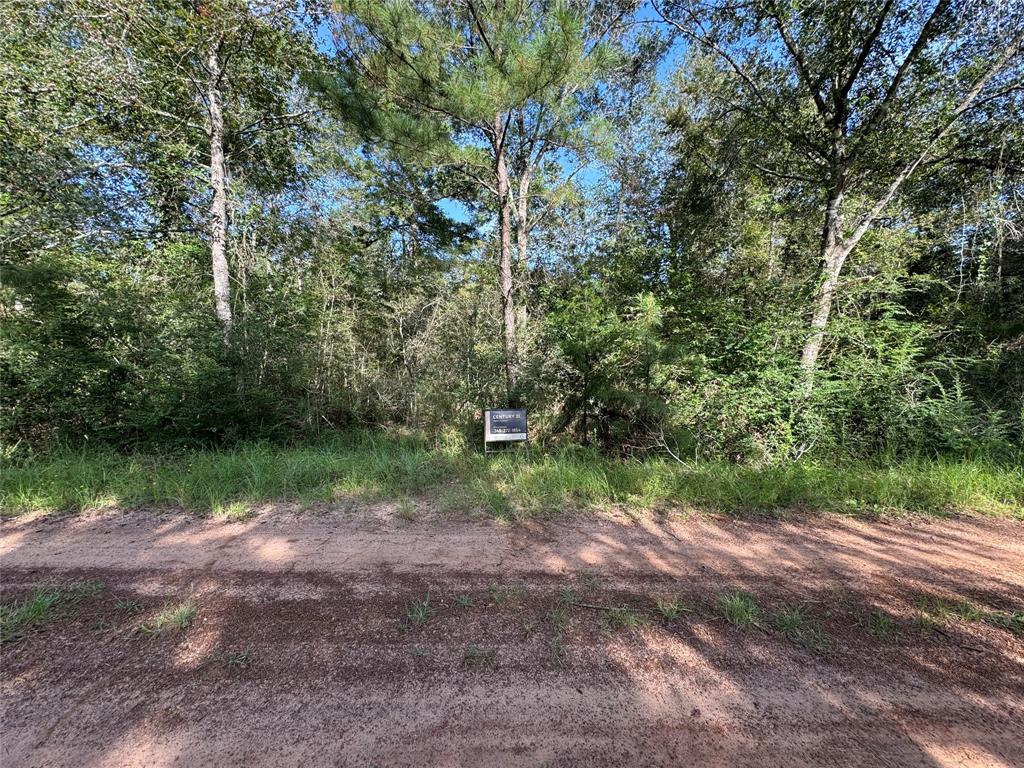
xmin=1 ymin=433 xmax=1021 ymax=519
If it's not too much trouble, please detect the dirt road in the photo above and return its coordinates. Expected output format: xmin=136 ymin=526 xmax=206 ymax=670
xmin=2 ymin=507 xmax=1023 ymax=767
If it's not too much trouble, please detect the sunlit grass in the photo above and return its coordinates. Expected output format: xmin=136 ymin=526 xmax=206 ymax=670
xmin=653 ymin=595 xmax=692 ymax=621
xmin=136 ymin=598 xmax=197 ymax=636
xmin=1 ymin=432 xmax=1021 ymax=519
xmin=717 ymin=591 xmax=763 ymax=629
xmin=0 ymin=582 xmax=105 ymax=643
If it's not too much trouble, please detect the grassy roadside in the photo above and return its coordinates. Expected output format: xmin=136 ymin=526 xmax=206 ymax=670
xmin=1 ymin=433 xmax=1021 ymax=519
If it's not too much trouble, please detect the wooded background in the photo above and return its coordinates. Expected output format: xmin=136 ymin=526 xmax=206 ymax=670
xmin=2 ymin=0 xmax=1022 ymax=463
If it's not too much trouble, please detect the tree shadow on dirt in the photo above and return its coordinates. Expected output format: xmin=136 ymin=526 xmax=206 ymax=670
xmin=1 ymin=508 xmax=1022 ymax=766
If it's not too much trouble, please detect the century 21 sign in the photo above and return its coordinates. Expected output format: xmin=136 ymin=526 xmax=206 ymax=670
xmin=484 ymin=409 xmax=528 ymax=442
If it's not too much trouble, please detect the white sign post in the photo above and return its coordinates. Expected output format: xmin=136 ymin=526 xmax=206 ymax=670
xmin=484 ymin=408 xmax=529 ymax=455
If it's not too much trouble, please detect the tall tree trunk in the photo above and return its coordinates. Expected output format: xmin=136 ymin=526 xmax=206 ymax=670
xmin=494 ymin=116 xmax=518 ymax=400
xmin=800 ymin=173 xmax=847 ymax=374
xmin=207 ymin=39 xmax=232 ymax=339
xmin=801 ymin=242 xmax=850 ymax=374
xmin=514 ymin=171 xmax=530 ymax=333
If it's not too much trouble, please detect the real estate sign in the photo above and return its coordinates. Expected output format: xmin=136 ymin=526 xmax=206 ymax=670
xmin=484 ymin=409 xmax=528 ymax=443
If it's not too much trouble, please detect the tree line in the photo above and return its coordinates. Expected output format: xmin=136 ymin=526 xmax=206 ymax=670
xmin=2 ymin=0 xmax=1022 ymax=462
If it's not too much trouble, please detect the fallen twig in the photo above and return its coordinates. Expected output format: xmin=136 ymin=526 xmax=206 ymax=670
xmin=569 ymin=601 xmax=633 ymax=612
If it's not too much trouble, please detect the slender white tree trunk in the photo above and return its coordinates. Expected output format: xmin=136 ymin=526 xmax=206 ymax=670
xmin=207 ymin=39 xmax=232 ymax=339
xmin=800 ymin=174 xmax=847 ymax=374
xmin=801 ymin=242 xmax=850 ymax=373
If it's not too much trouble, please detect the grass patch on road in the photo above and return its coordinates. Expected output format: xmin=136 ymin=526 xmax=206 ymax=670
xmin=546 ymin=607 xmax=570 ymax=631
xmin=400 ymin=595 xmax=434 ymax=631
xmin=983 ymin=610 xmax=1024 ymax=635
xmin=136 ymin=598 xmax=197 ymax=637
xmin=858 ymin=609 xmax=899 ymax=639
xmin=487 ymin=582 xmax=529 ymax=604
xmin=653 ymin=595 xmax=693 ymax=621
xmin=718 ymin=592 xmax=764 ymax=629
xmin=114 ymin=598 xmax=142 ymax=613
xmin=913 ymin=597 xmax=1024 ymax=636
xmin=600 ymin=607 xmax=648 ymax=634
xmin=0 ymin=581 xmax=105 ymax=643
xmin=771 ymin=604 xmax=830 ymax=653
xmin=2 ymin=432 xmax=1021 ymax=518
xmin=206 ymin=646 xmax=256 ymax=671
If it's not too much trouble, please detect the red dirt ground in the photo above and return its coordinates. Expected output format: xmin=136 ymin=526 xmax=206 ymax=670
xmin=2 ymin=507 xmax=1022 ymax=767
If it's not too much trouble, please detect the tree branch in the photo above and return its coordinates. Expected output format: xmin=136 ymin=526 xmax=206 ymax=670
xmin=653 ymin=0 xmax=828 ymax=163
xmin=843 ymin=26 xmax=1024 ymax=254
xmin=853 ymin=0 xmax=951 ymax=145
xmin=765 ymin=3 xmax=831 ymax=121
xmin=839 ymin=0 xmax=896 ymax=104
